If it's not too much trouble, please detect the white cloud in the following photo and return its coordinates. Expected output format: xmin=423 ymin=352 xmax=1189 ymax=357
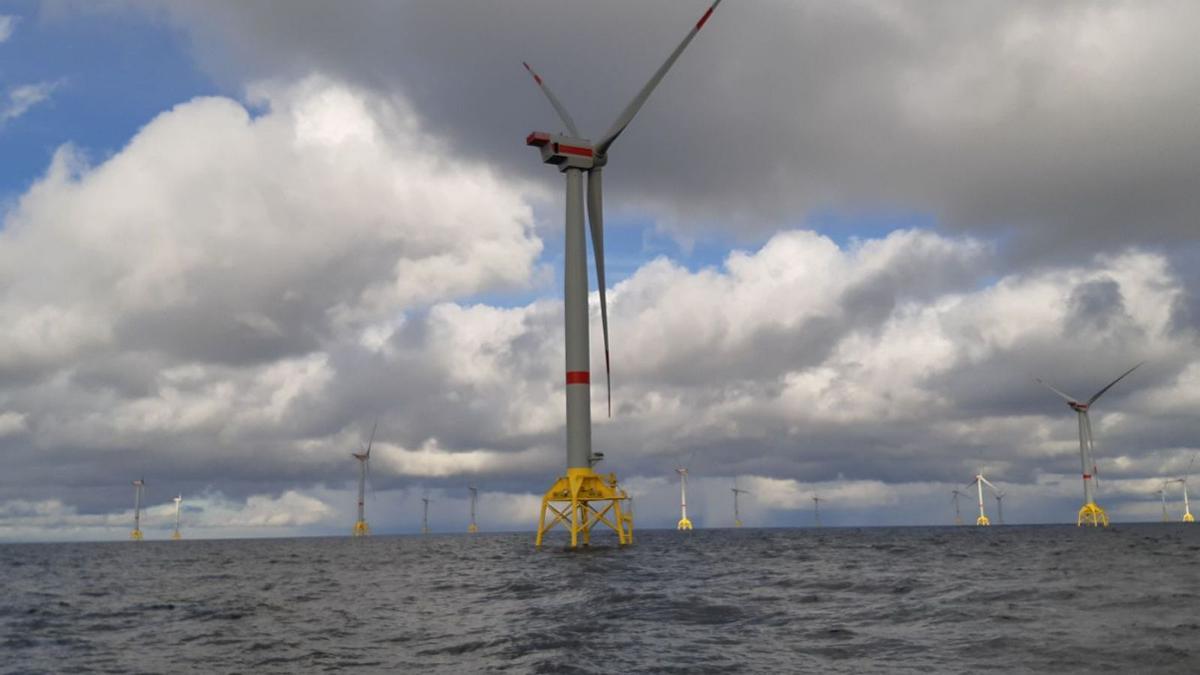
xmin=1 ymin=80 xmax=61 ymax=125
xmin=0 ymin=15 xmax=16 ymax=43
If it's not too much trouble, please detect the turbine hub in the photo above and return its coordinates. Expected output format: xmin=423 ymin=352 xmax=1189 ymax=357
xmin=526 ymin=132 xmax=595 ymax=171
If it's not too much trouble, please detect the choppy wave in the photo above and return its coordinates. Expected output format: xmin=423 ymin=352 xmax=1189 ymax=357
xmin=2 ymin=525 xmax=1199 ymax=673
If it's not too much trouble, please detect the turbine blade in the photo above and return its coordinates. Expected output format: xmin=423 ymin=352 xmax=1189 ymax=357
xmin=587 ymin=169 xmax=612 ymax=417
xmin=1034 ymin=378 xmax=1079 ymax=404
xmin=1086 ymin=362 xmax=1143 ymax=406
xmin=522 ymin=61 xmax=581 ymax=138
xmin=596 ymin=0 xmax=722 ymax=156
xmin=366 ymin=419 xmax=378 ymax=458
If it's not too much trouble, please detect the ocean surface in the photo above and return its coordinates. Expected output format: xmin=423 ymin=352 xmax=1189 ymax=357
xmin=3 ymin=525 xmax=1199 ymax=673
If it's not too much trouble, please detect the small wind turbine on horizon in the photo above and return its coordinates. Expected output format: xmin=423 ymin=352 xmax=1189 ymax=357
xmin=1167 ymin=455 xmax=1196 ymax=523
xmin=468 ymin=486 xmax=479 ymax=534
xmin=351 ymin=422 xmax=376 ymax=537
xmin=171 ymin=495 xmax=183 ymax=540
xmin=993 ymin=490 xmax=1006 ymax=526
xmin=676 ymin=466 xmax=694 ymax=531
xmin=422 ymin=496 xmax=431 ymax=535
xmin=131 ymin=478 xmax=145 ymax=541
xmin=812 ymin=495 xmax=822 ymax=528
xmin=951 ymin=489 xmax=963 ymax=526
xmin=1156 ymin=483 xmax=1169 ymax=522
xmin=1036 ymin=362 xmax=1142 ymax=527
xmin=525 ymin=0 xmax=724 ymax=549
xmin=730 ymin=481 xmax=748 ymax=528
xmin=967 ymin=472 xmax=999 ymax=526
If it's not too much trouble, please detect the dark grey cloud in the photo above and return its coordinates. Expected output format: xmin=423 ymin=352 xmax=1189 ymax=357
xmin=133 ymin=0 xmax=1200 ymax=261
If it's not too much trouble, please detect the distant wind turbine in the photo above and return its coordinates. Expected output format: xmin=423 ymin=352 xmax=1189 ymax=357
xmin=172 ymin=495 xmax=183 ymax=540
xmin=967 ymin=472 xmax=999 ymax=526
xmin=1036 ymin=362 xmax=1142 ymax=527
xmin=422 ymin=496 xmax=432 ymax=535
xmin=951 ymin=489 xmax=963 ymax=526
xmin=1156 ymin=484 xmax=1169 ymax=522
xmin=812 ymin=495 xmax=822 ymax=528
xmin=1167 ymin=455 xmax=1196 ymax=523
xmin=993 ymin=490 xmax=1006 ymax=526
xmin=131 ymin=478 xmax=145 ymax=541
xmin=351 ymin=422 xmax=376 ymax=537
xmin=468 ymin=486 xmax=479 ymax=533
xmin=730 ymin=481 xmax=748 ymax=528
xmin=676 ymin=467 xmax=693 ymax=531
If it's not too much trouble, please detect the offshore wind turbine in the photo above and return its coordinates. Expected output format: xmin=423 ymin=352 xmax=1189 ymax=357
xmin=525 ymin=0 xmax=724 ymax=548
xmin=812 ymin=495 xmax=822 ymax=528
xmin=676 ymin=467 xmax=694 ymax=531
xmin=130 ymin=478 xmax=145 ymax=540
xmin=1036 ymin=362 xmax=1141 ymax=527
xmin=730 ymin=481 xmax=748 ymax=528
xmin=967 ymin=473 xmax=998 ymax=526
xmin=993 ymin=491 xmax=1006 ymax=526
xmin=951 ymin=489 xmax=963 ymax=526
xmin=421 ymin=496 xmax=431 ymax=535
xmin=171 ymin=495 xmax=183 ymax=540
xmin=351 ymin=422 xmax=376 ymax=537
xmin=1157 ymin=484 xmax=1169 ymax=522
xmin=1167 ymin=455 xmax=1195 ymax=523
xmin=468 ymin=486 xmax=479 ymax=533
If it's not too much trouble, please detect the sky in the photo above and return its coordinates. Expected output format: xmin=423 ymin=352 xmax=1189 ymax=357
xmin=2 ymin=0 xmax=1199 ymax=542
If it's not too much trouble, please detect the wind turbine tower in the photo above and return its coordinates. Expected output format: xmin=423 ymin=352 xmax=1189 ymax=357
xmin=422 ymin=497 xmax=431 ymax=535
xmin=525 ymin=0 xmax=724 ymax=548
xmin=730 ymin=482 xmax=748 ymax=527
xmin=676 ymin=467 xmax=694 ymax=530
xmin=172 ymin=495 xmax=182 ymax=540
xmin=951 ymin=489 xmax=963 ymax=526
xmin=812 ymin=495 xmax=822 ymax=528
xmin=1157 ymin=484 xmax=1169 ymax=522
xmin=351 ymin=422 xmax=376 ymax=537
xmin=468 ymin=486 xmax=479 ymax=533
xmin=130 ymin=478 xmax=145 ymax=540
xmin=993 ymin=491 xmax=1006 ymax=526
xmin=1168 ymin=456 xmax=1195 ymax=523
xmin=1036 ymin=363 xmax=1141 ymax=527
xmin=967 ymin=473 xmax=998 ymax=526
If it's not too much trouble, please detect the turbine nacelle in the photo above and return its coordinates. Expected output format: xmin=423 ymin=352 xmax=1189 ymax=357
xmin=526 ymin=132 xmax=595 ymax=171
xmin=1068 ymin=402 xmax=1088 ymax=412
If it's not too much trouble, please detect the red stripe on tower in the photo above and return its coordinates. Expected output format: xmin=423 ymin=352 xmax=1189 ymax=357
xmin=1082 ymin=474 xmax=1092 ymax=479
xmin=696 ymin=6 xmax=715 ymax=29
xmin=566 ymin=371 xmax=590 ymax=384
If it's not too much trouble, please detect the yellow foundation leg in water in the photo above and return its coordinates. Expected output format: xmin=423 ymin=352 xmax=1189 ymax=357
xmin=352 ymin=519 xmax=369 ymax=537
xmin=1184 ymin=512 xmax=1195 ymax=523
xmin=1077 ymin=502 xmax=1109 ymax=527
xmin=130 ymin=529 xmax=143 ymax=541
xmin=976 ymin=515 xmax=990 ymax=526
xmin=535 ymin=468 xmax=633 ymax=548
xmin=677 ymin=517 xmax=693 ymax=531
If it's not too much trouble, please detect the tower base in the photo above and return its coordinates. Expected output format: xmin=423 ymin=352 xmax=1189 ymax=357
xmin=1077 ymin=502 xmax=1109 ymax=527
xmin=734 ymin=519 xmax=742 ymax=528
xmin=1184 ymin=512 xmax=1195 ymax=523
xmin=352 ymin=520 xmax=369 ymax=537
xmin=468 ymin=523 xmax=479 ymax=533
xmin=130 ymin=529 xmax=143 ymax=541
xmin=171 ymin=530 xmax=182 ymax=541
xmin=536 ymin=468 xmax=633 ymax=548
xmin=677 ymin=517 xmax=693 ymax=530
xmin=976 ymin=515 xmax=990 ymax=526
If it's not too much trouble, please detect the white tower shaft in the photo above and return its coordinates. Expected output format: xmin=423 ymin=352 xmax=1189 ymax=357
xmin=680 ymin=473 xmax=688 ymax=521
xmin=1077 ymin=411 xmax=1097 ymax=505
xmin=563 ymin=168 xmax=592 ymax=470
xmin=976 ymin=479 xmax=986 ymax=521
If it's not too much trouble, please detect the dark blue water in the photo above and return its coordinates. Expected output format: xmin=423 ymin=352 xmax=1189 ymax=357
xmin=3 ymin=525 xmax=1199 ymax=673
